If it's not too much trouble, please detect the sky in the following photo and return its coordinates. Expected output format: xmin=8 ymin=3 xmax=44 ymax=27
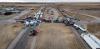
xmin=0 ymin=0 xmax=100 ymax=2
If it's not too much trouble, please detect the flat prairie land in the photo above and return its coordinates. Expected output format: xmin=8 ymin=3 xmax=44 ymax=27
xmin=87 ymin=23 xmax=100 ymax=39
xmin=59 ymin=3 xmax=100 ymax=38
xmin=0 ymin=23 xmax=23 ymax=49
xmin=34 ymin=23 xmax=86 ymax=49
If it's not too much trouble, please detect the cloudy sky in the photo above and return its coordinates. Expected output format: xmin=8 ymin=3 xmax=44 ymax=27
xmin=0 ymin=0 xmax=100 ymax=2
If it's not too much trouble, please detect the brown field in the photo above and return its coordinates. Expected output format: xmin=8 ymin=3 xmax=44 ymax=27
xmin=73 ymin=10 xmax=100 ymax=17
xmin=59 ymin=3 xmax=100 ymax=18
xmin=87 ymin=23 xmax=100 ymax=38
xmin=0 ymin=5 xmax=39 ymax=49
xmin=58 ymin=3 xmax=100 ymax=38
xmin=0 ymin=3 xmax=100 ymax=49
xmin=34 ymin=23 xmax=86 ymax=49
xmin=0 ymin=23 xmax=23 ymax=49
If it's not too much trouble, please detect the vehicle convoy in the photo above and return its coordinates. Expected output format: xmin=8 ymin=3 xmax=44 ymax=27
xmin=16 ymin=7 xmax=44 ymax=26
xmin=81 ymin=33 xmax=100 ymax=49
xmin=15 ymin=7 xmax=100 ymax=49
xmin=16 ymin=17 xmax=41 ymax=26
xmin=62 ymin=15 xmax=100 ymax=49
xmin=7 ymin=7 xmax=45 ymax=49
xmin=6 ymin=6 xmax=100 ymax=49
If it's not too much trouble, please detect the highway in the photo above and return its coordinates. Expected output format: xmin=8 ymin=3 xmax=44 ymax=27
xmin=6 ymin=6 xmax=100 ymax=49
xmin=58 ymin=7 xmax=100 ymax=49
xmin=0 ymin=10 xmax=32 ymax=24
xmin=7 ymin=27 xmax=29 ymax=49
xmin=30 ymin=7 xmax=87 ymax=49
xmin=6 ymin=6 xmax=45 ymax=49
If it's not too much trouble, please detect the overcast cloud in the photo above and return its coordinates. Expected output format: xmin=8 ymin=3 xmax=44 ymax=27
xmin=0 ymin=0 xmax=100 ymax=2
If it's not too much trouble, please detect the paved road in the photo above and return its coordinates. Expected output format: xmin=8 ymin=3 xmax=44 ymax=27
xmin=0 ymin=10 xmax=32 ymax=24
xmin=7 ymin=27 xmax=29 ymax=49
xmin=30 ymin=7 xmax=86 ymax=49
xmin=6 ymin=7 xmax=43 ymax=49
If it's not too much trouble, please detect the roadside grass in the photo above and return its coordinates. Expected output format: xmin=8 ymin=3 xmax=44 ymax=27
xmin=0 ymin=23 xmax=23 ymax=49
